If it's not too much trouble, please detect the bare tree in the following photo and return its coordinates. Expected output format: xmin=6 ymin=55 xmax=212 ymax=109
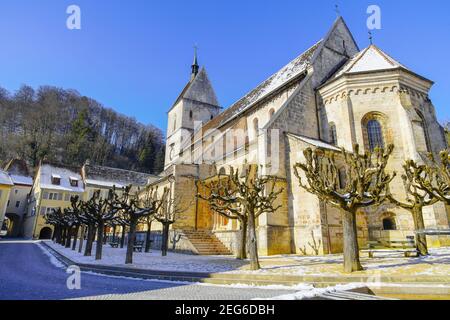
xmin=387 ymin=160 xmax=438 ymax=256
xmin=84 ymin=190 xmax=119 ymax=260
xmin=294 ymin=145 xmax=395 ymax=273
xmin=143 ymin=215 xmax=156 ymax=253
xmin=416 ymin=151 xmax=450 ymax=205
xmin=112 ymin=186 xmax=160 ymax=264
xmin=198 ymin=165 xmax=282 ymax=270
xmin=155 ymin=184 xmax=187 ymax=257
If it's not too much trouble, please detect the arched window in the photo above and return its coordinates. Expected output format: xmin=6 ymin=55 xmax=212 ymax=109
xmin=189 ymin=110 xmax=193 ymax=119
xmin=382 ymin=217 xmax=397 ymax=231
xmin=173 ymin=116 xmax=177 ymax=132
xmin=367 ymin=120 xmax=384 ymax=151
xmin=329 ymin=123 xmax=337 ymax=146
xmin=338 ymin=168 xmax=347 ymax=189
xmin=253 ymin=118 xmax=259 ymax=138
xmin=269 ymin=108 xmax=275 ymax=118
xmin=416 ymin=110 xmax=431 ymax=152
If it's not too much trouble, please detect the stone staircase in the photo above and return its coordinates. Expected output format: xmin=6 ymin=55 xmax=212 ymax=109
xmin=183 ymin=230 xmax=232 ymax=256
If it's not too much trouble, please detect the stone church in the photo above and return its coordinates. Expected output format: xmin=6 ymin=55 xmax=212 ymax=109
xmin=147 ymin=17 xmax=450 ymax=256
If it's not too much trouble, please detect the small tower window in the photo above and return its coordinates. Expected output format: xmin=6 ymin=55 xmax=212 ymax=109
xmin=189 ymin=110 xmax=193 ymax=120
xmin=329 ymin=123 xmax=337 ymax=146
xmin=269 ymin=108 xmax=275 ymax=118
xmin=416 ymin=110 xmax=431 ymax=152
xmin=253 ymin=118 xmax=259 ymax=138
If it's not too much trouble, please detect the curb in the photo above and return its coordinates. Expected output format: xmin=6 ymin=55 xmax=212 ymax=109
xmin=41 ymin=242 xmax=450 ymax=288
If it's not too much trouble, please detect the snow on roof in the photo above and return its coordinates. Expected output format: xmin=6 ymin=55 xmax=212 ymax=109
xmin=333 ymin=45 xmax=408 ymax=78
xmin=0 ymin=170 xmax=13 ymax=186
xmin=40 ymin=164 xmax=84 ymax=193
xmin=202 ymin=40 xmax=322 ymax=131
xmin=84 ymin=179 xmax=125 ymax=189
xmin=69 ymin=176 xmax=79 ymax=181
xmin=51 ymin=174 xmax=61 ymax=179
xmin=9 ymin=174 xmax=33 ymax=186
xmin=287 ymin=133 xmax=340 ymax=151
xmin=83 ymin=164 xmax=154 ymax=188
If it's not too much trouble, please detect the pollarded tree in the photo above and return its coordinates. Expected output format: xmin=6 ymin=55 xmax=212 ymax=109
xmin=417 ymin=151 xmax=450 ymax=204
xmin=84 ymin=190 xmax=119 ymax=260
xmin=294 ymin=144 xmax=396 ymax=273
xmin=154 ymin=185 xmax=187 ymax=257
xmin=387 ymin=160 xmax=439 ymax=256
xmin=111 ymin=185 xmax=160 ymax=264
xmin=198 ymin=165 xmax=283 ymax=270
xmin=198 ymin=175 xmax=247 ymax=260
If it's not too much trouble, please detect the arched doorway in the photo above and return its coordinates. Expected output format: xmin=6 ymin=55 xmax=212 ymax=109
xmin=5 ymin=213 xmax=21 ymax=237
xmin=39 ymin=227 xmax=53 ymax=240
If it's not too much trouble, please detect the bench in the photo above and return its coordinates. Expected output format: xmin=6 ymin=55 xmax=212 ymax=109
xmin=109 ymin=241 xmax=120 ymax=248
xmin=133 ymin=240 xmax=144 ymax=252
xmin=361 ymin=239 xmax=418 ymax=258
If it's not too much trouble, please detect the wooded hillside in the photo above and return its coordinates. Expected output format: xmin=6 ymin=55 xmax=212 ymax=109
xmin=0 ymin=85 xmax=165 ymax=174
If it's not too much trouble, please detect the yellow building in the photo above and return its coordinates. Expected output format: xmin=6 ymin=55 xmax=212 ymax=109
xmin=0 ymin=170 xmax=14 ymax=236
xmin=24 ymin=161 xmax=85 ymax=239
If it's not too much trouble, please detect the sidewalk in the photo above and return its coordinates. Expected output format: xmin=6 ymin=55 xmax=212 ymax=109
xmin=42 ymin=241 xmax=450 ymax=290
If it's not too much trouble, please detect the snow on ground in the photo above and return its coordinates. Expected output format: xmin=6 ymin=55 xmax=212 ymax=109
xmin=45 ymin=240 xmax=247 ymax=273
xmin=37 ymin=243 xmax=65 ymax=268
xmin=45 ymin=241 xmax=450 ymax=278
xmin=258 ymin=283 xmax=365 ymax=300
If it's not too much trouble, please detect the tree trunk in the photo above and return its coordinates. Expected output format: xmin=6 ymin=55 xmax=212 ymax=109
xmin=412 ymin=205 xmax=428 ymax=256
xmin=237 ymin=219 xmax=247 ymax=260
xmin=120 ymin=225 xmax=126 ymax=248
xmin=95 ymin=221 xmax=104 ymax=260
xmin=55 ymin=226 xmax=61 ymax=244
xmin=84 ymin=224 xmax=94 ymax=256
xmin=125 ymin=218 xmax=137 ymax=264
xmin=247 ymin=212 xmax=260 ymax=270
xmin=103 ymin=225 xmax=108 ymax=244
xmin=65 ymin=227 xmax=72 ymax=248
xmin=53 ymin=226 xmax=59 ymax=242
xmin=72 ymin=226 xmax=80 ymax=250
xmin=161 ymin=223 xmax=170 ymax=257
xmin=61 ymin=227 xmax=66 ymax=245
xmin=145 ymin=220 xmax=153 ymax=253
xmin=342 ymin=209 xmax=364 ymax=273
xmin=78 ymin=226 xmax=85 ymax=253
xmin=112 ymin=225 xmax=117 ymax=242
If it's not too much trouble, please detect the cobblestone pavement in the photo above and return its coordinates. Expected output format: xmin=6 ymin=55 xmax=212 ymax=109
xmin=0 ymin=241 xmax=296 ymax=300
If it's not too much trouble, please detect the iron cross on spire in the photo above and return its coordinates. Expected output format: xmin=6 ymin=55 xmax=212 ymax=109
xmin=335 ymin=4 xmax=340 ymax=17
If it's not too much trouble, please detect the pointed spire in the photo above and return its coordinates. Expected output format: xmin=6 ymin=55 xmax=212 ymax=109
xmin=191 ymin=45 xmax=199 ymax=79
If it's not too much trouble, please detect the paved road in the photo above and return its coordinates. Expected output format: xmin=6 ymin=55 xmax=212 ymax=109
xmin=0 ymin=241 xmax=297 ymax=300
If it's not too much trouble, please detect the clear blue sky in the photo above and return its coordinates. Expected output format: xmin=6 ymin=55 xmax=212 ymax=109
xmin=0 ymin=0 xmax=449 ymax=132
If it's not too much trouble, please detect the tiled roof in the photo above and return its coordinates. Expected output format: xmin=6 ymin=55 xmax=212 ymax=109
xmin=83 ymin=164 xmax=157 ymax=188
xmin=202 ymin=40 xmax=322 ymax=131
xmin=39 ymin=162 xmax=84 ymax=192
xmin=0 ymin=170 xmax=13 ymax=186
xmin=332 ymin=45 xmax=408 ymax=79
